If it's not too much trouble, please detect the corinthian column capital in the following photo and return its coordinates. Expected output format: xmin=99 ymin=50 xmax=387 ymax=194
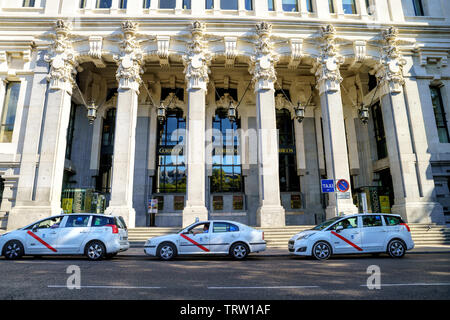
xmin=249 ymin=22 xmax=279 ymax=92
xmin=312 ymin=24 xmax=344 ymax=95
xmin=375 ymin=26 xmax=407 ymax=95
xmin=114 ymin=21 xmax=144 ymax=92
xmin=44 ymin=19 xmax=78 ymax=94
xmin=183 ymin=21 xmax=211 ymax=91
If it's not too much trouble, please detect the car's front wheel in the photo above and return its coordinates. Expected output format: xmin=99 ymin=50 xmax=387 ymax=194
xmin=3 ymin=240 xmax=24 ymax=260
xmin=312 ymin=241 xmax=332 ymax=260
xmin=230 ymin=242 xmax=249 ymax=260
xmin=85 ymin=241 xmax=106 ymax=261
xmin=387 ymin=239 xmax=406 ymax=258
xmin=157 ymin=242 xmax=177 ymax=261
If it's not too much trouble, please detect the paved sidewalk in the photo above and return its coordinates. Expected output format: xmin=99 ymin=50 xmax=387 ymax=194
xmin=120 ymin=245 xmax=450 ymax=257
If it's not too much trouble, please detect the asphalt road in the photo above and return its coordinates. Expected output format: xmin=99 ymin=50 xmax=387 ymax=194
xmin=1 ymin=253 xmax=449 ymax=300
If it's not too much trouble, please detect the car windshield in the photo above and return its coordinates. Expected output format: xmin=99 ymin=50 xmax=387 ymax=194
xmin=177 ymin=222 xmax=197 ymax=234
xmin=311 ymin=217 xmax=342 ymax=231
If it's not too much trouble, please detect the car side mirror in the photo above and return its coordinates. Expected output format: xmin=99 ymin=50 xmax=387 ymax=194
xmin=32 ymin=225 xmax=39 ymax=232
xmin=335 ymin=225 xmax=344 ymax=233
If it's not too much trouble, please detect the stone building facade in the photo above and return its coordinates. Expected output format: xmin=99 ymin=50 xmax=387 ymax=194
xmin=0 ymin=0 xmax=449 ymax=229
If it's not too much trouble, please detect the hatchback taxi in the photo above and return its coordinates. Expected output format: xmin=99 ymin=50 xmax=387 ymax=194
xmin=0 ymin=214 xmax=129 ymax=260
xmin=144 ymin=220 xmax=266 ymax=260
xmin=289 ymin=213 xmax=414 ymax=260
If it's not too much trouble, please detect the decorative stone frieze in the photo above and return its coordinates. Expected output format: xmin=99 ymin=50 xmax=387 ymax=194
xmin=44 ymin=20 xmax=78 ymax=94
xmin=313 ymin=24 xmax=344 ymax=95
xmin=216 ymin=92 xmax=237 ymax=110
xmin=375 ymin=27 xmax=407 ymax=94
xmin=183 ymin=21 xmax=211 ymax=91
xmin=249 ymin=22 xmax=279 ymax=91
xmin=114 ymin=21 xmax=144 ymax=92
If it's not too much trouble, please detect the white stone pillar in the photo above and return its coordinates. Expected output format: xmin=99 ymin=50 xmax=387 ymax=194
xmin=375 ymin=27 xmax=444 ymax=224
xmin=314 ymin=0 xmax=330 ymax=18
xmin=12 ymin=21 xmax=79 ymax=228
xmin=294 ymin=120 xmax=306 ymax=175
xmin=105 ymin=21 xmax=144 ymax=228
xmin=357 ymin=0 xmax=369 ymax=19
xmin=314 ymin=25 xmax=358 ymax=218
xmin=181 ymin=21 xmax=211 ymax=226
xmin=254 ymin=0 xmax=268 ymax=16
xmin=249 ymin=22 xmax=285 ymax=227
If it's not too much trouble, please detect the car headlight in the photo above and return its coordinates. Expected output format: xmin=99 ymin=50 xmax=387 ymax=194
xmin=145 ymin=240 xmax=152 ymax=246
xmin=296 ymin=234 xmax=313 ymax=241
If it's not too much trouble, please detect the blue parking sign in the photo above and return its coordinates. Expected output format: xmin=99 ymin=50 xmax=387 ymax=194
xmin=321 ymin=179 xmax=335 ymax=193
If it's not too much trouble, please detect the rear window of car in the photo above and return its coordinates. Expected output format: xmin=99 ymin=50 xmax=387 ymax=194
xmin=65 ymin=215 xmax=90 ymax=228
xmin=116 ymin=216 xmax=127 ymax=229
xmin=91 ymin=216 xmax=115 ymax=227
xmin=362 ymin=215 xmax=383 ymax=227
xmin=213 ymin=222 xmax=239 ymax=233
xmin=384 ymin=215 xmax=404 ymax=226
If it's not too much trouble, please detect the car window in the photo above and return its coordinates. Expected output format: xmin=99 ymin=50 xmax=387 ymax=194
xmin=65 ymin=215 xmax=90 ymax=228
xmin=330 ymin=217 xmax=358 ymax=230
xmin=30 ymin=216 xmax=63 ymax=230
xmin=91 ymin=216 xmax=115 ymax=227
xmin=117 ymin=216 xmax=127 ymax=229
xmin=312 ymin=217 xmax=342 ymax=231
xmin=384 ymin=215 xmax=404 ymax=226
xmin=362 ymin=215 xmax=383 ymax=228
xmin=213 ymin=222 xmax=239 ymax=233
xmin=188 ymin=223 xmax=210 ymax=235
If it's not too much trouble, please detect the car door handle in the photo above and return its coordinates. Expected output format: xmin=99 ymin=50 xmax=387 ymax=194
xmin=49 ymin=232 xmax=57 ymax=235
xmin=79 ymin=231 xmax=88 ymax=233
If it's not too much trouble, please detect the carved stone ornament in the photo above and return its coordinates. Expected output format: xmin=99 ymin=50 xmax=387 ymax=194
xmin=249 ymin=22 xmax=279 ymax=91
xmin=375 ymin=27 xmax=407 ymax=94
xmin=114 ymin=21 xmax=144 ymax=92
xmin=313 ymin=24 xmax=345 ymax=95
xmin=182 ymin=21 xmax=212 ymax=91
xmin=44 ymin=20 xmax=78 ymax=94
xmin=216 ymin=93 xmax=237 ymax=109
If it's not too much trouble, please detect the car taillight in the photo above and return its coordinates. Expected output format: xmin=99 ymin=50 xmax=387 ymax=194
xmin=106 ymin=224 xmax=119 ymax=234
xmin=400 ymin=223 xmax=410 ymax=232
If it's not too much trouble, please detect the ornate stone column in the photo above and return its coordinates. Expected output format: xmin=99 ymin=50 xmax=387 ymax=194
xmin=249 ymin=22 xmax=285 ymax=227
xmin=313 ymin=25 xmax=358 ymax=218
xmin=9 ymin=20 xmax=78 ymax=230
xmin=374 ymin=27 xmax=444 ymax=223
xmin=181 ymin=21 xmax=211 ymax=227
xmin=104 ymin=21 xmax=144 ymax=228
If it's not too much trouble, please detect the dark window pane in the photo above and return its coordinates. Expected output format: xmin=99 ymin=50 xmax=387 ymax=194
xmin=268 ymin=0 xmax=274 ymax=11
xmin=342 ymin=0 xmax=357 ymax=14
xmin=413 ymin=0 xmax=424 ymax=16
xmin=183 ymin=0 xmax=191 ymax=9
xmin=221 ymin=0 xmax=237 ymax=10
xmin=430 ymin=86 xmax=450 ymax=143
xmin=282 ymin=0 xmax=297 ymax=12
xmin=0 ymin=82 xmax=20 ymax=143
xmin=97 ymin=0 xmax=112 ymax=8
xmin=245 ymin=0 xmax=253 ymax=10
xmin=206 ymin=0 xmax=213 ymax=9
xmin=160 ymin=0 xmax=176 ymax=9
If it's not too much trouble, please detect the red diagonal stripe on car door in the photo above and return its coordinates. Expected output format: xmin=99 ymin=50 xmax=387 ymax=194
xmin=180 ymin=234 xmax=210 ymax=252
xmin=27 ymin=230 xmax=58 ymax=252
xmin=331 ymin=231 xmax=363 ymax=252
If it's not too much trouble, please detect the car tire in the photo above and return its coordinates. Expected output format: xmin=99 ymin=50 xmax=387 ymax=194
xmin=230 ymin=242 xmax=249 ymax=260
xmin=3 ymin=240 xmax=24 ymax=260
xmin=157 ymin=242 xmax=177 ymax=261
xmin=387 ymin=239 xmax=406 ymax=258
xmin=312 ymin=241 xmax=332 ymax=260
xmin=85 ymin=241 xmax=106 ymax=261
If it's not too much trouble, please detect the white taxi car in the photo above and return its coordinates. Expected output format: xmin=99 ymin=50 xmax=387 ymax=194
xmin=0 ymin=214 xmax=129 ymax=260
xmin=289 ymin=213 xmax=414 ymax=260
xmin=144 ymin=220 xmax=266 ymax=260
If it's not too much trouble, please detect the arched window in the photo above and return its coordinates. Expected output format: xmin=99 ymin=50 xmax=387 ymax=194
xmin=155 ymin=108 xmax=186 ymax=193
xmin=276 ymin=109 xmax=300 ymax=192
xmin=211 ymin=108 xmax=243 ymax=193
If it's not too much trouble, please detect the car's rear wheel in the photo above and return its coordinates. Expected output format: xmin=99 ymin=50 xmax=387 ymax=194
xmin=312 ymin=241 xmax=332 ymax=260
xmin=230 ymin=242 xmax=249 ymax=260
xmin=387 ymin=239 xmax=406 ymax=258
xmin=85 ymin=241 xmax=106 ymax=261
xmin=3 ymin=240 xmax=24 ymax=260
xmin=157 ymin=242 xmax=177 ymax=261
